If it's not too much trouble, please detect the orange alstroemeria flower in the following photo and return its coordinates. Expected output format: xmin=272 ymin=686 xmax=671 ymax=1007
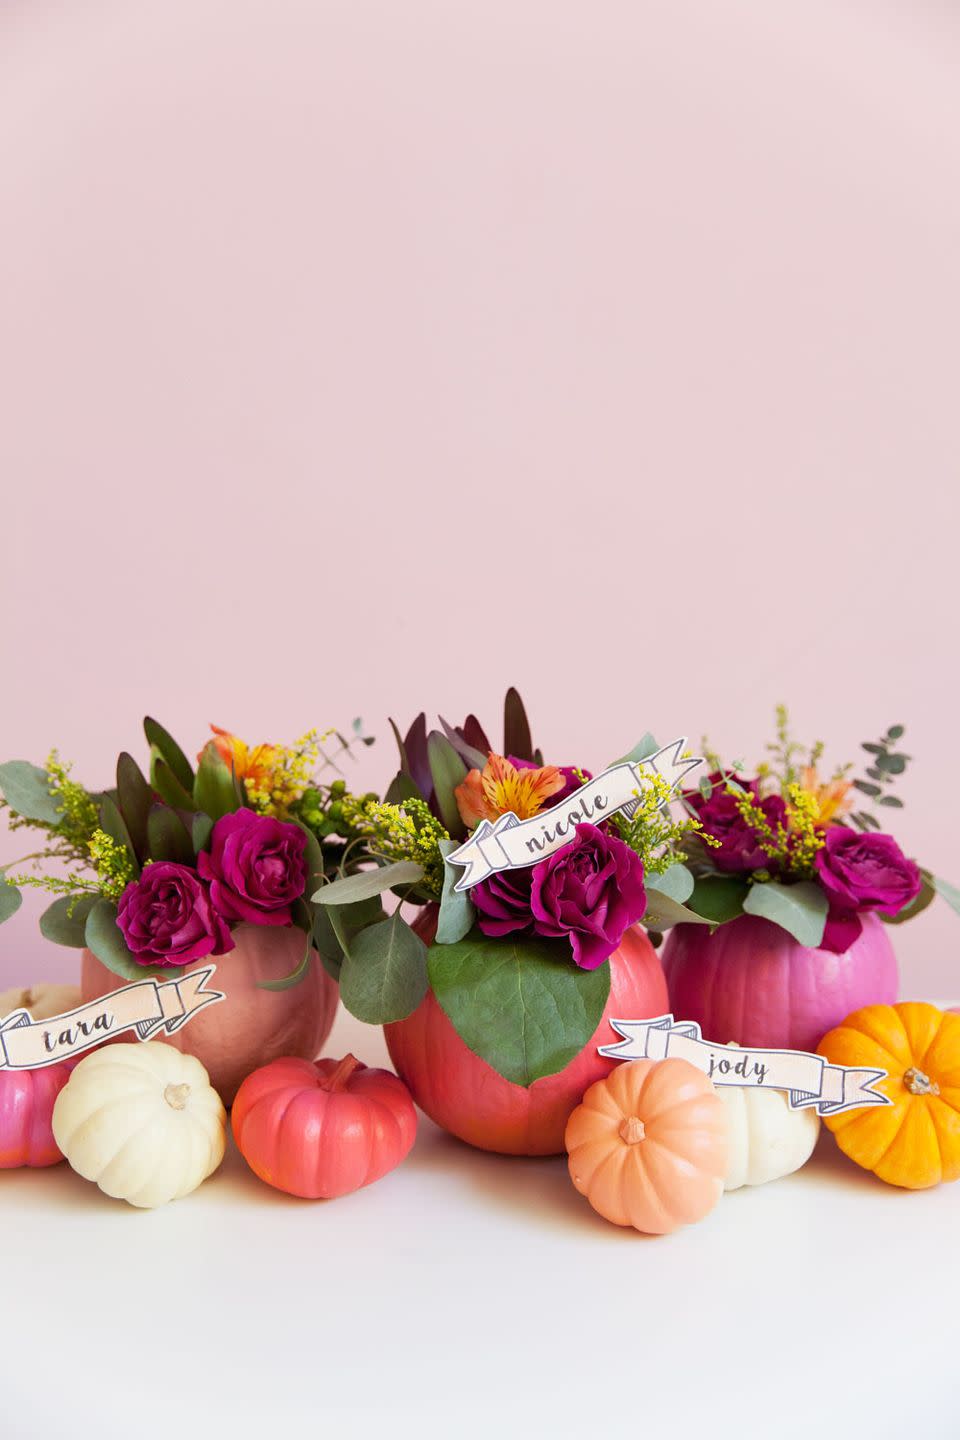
xmin=455 ymin=753 xmax=565 ymax=828
xmin=203 ymin=725 xmax=278 ymax=793
xmin=799 ymin=765 xmax=853 ymax=827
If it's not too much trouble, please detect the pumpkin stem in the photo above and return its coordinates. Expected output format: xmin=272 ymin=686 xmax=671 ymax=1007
xmin=619 ymin=1116 xmax=646 ymax=1145
xmin=163 ymin=1082 xmax=191 ymax=1111
xmin=322 ymin=1054 xmax=361 ymax=1092
xmin=903 ymin=1066 xmax=940 ymax=1097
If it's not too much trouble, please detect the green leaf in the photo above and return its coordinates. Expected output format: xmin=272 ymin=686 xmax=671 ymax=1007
xmin=645 ymin=863 xmax=694 ymax=904
xmin=886 ymin=725 xmax=905 ymax=741
xmin=339 ymin=913 xmax=428 ymax=1023
xmin=85 ymin=899 xmax=181 ymax=981
xmin=428 ymin=931 xmax=610 ymax=1086
xmin=862 ymin=742 xmax=884 ymax=755
xmin=641 ymin=889 xmax=713 ymax=930
xmin=143 ymin=717 xmax=194 ymax=792
xmin=291 ymin=820 xmax=325 ymax=898
xmin=610 ymin=733 xmax=659 ymax=766
xmin=436 ymin=838 xmax=475 ymax=943
xmin=876 ymin=752 xmax=907 ymax=775
xmin=503 ymin=687 xmax=534 ymax=762
xmin=314 ymin=896 xmax=385 ymax=979
xmin=687 ymin=875 xmax=748 ymax=925
xmin=742 ymin=880 xmax=828 ymax=947
xmin=385 ymin=770 xmax=422 ymax=805
xmin=257 ymin=930 xmax=314 ymax=990
xmin=39 ymin=893 xmax=98 ymax=946
xmin=149 ymin=752 xmax=198 ymax=812
xmin=116 ymin=752 xmax=152 ymax=861
xmin=313 ymin=861 xmax=424 ymax=906
xmin=882 ymin=870 xmax=935 ymax=926
xmin=878 ymin=795 xmax=904 ymax=808
xmin=853 ymin=780 xmax=881 ymax=798
xmin=0 ymin=884 xmax=23 ymax=924
xmin=192 ymin=812 xmax=214 ymax=855
xmin=426 ymin=730 xmax=468 ymax=840
xmin=934 ymin=874 xmax=960 ymax=919
xmin=0 ymin=761 xmax=62 ymax=826
xmin=194 ymin=742 xmax=244 ymax=821
xmin=98 ymin=794 xmax=141 ymax=876
xmin=438 ymin=716 xmax=488 ymax=771
xmin=146 ymin=805 xmax=194 ymax=865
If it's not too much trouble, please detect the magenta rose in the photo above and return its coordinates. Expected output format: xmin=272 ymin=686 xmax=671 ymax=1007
xmin=117 ymin=862 xmax=233 ymax=967
xmin=198 ymin=808 xmax=308 ymax=926
xmin=815 ymin=828 xmax=922 ymax=917
xmin=685 ymin=772 xmax=787 ymax=873
xmin=473 ymin=865 xmax=536 ymax=938
xmin=530 ymin=822 xmax=647 ymax=970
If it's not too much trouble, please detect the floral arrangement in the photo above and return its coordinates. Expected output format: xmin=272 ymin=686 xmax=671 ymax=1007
xmin=0 ymin=718 xmax=375 ymax=982
xmin=677 ymin=708 xmax=960 ymax=949
xmin=311 ymin=689 xmax=707 ymax=1083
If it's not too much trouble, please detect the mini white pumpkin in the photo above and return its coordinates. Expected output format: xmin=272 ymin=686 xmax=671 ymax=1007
xmin=0 ymin=983 xmax=82 ymax=1022
xmin=719 ymin=1083 xmax=820 ymax=1190
xmin=52 ymin=1042 xmax=226 ymax=1208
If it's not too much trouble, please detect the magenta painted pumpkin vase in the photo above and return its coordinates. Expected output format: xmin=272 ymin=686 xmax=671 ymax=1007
xmin=662 ymin=911 xmax=898 ymax=1053
xmin=670 ymin=713 xmax=959 ymax=1054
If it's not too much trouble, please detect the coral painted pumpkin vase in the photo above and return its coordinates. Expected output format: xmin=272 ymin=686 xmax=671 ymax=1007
xmin=0 ymin=717 xmax=381 ymax=1105
xmin=314 ymin=693 xmax=702 ymax=1156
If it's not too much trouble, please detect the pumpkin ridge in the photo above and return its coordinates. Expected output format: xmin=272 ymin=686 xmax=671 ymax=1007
xmin=621 ymin=1143 xmax=672 ymax=1233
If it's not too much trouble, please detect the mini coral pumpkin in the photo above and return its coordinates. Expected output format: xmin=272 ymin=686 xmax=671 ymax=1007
xmin=565 ymin=1057 xmax=728 ymax=1233
xmin=817 ymin=1002 xmax=960 ymax=1190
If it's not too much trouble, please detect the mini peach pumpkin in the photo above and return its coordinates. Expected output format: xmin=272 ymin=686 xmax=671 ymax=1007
xmin=565 ymin=1057 xmax=728 ymax=1233
xmin=817 ymin=1001 xmax=960 ymax=1190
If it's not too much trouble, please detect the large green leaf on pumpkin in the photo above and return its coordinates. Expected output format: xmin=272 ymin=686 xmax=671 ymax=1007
xmin=645 ymin=863 xmax=694 ymax=904
xmin=687 ymin=875 xmax=749 ymax=925
xmin=313 ymin=896 xmax=386 ymax=979
xmin=0 ymin=761 xmax=63 ymax=826
xmin=312 ymin=861 xmax=424 ymax=906
xmin=338 ymin=913 xmax=428 ymax=1023
xmin=742 ymin=880 xmax=828 ymax=947
xmin=427 ymin=931 xmax=610 ymax=1087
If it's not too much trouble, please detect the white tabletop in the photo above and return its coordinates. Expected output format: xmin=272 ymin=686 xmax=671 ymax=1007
xmin=3 ymin=1004 xmax=957 ymax=1440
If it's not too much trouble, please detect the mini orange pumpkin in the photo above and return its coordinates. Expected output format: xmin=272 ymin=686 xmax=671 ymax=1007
xmin=817 ymin=1002 xmax=960 ymax=1190
xmin=565 ymin=1058 xmax=728 ymax=1233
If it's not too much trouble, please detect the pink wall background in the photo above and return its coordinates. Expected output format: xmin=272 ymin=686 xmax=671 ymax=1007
xmin=1 ymin=0 xmax=957 ymax=996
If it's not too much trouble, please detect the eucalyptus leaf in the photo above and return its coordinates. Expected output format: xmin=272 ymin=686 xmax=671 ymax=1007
xmin=313 ymin=861 xmax=424 ymax=906
xmin=645 ymin=863 xmax=694 ymax=904
xmin=610 ymin=733 xmax=659 ymax=767
xmin=339 ymin=913 xmax=428 ymax=1023
xmin=428 ymin=931 xmax=610 ymax=1086
xmin=143 ymin=717 xmax=195 ymax=792
xmin=85 ymin=899 xmax=180 ymax=981
xmin=0 ymin=884 xmax=23 ymax=925
xmin=291 ymin=820 xmax=325 ymax=897
xmin=436 ymin=838 xmax=475 ymax=943
xmin=427 ymin=730 xmax=468 ymax=840
xmin=315 ymin=896 xmax=386 ymax=978
xmin=641 ymin=890 xmax=713 ymax=931
xmin=39 ymin=893 xmax=98 ymax=946
xmin=876 ymin=752 xmax=907 ymax=775
xmin=934 ymin=874 xmax=960 ymax=919
xmin=0 ymin=761 xmax=62 ymax=826
xmin=687 ymin=875 xmax=749 ymax=925
xmin=742 ymin=880 xmax=827 ymax=947
xmin=882 ymin=870 xmax=936 ymax=926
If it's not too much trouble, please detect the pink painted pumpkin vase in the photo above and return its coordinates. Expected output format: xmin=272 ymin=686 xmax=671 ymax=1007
xmin=661 ymin=911 xmax=898 ymax=1053
xmin=81 ymin=923 xmax=338 ymax=1105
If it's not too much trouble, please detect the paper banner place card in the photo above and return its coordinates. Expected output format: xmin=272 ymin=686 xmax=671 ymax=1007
xmin=0 ymin=965 xmax=223 ymax=1071
xmin=445 ymin=738 xmax=701 ymax=892
xmin=599 ymin=1014 xmax=891 ymax=1116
